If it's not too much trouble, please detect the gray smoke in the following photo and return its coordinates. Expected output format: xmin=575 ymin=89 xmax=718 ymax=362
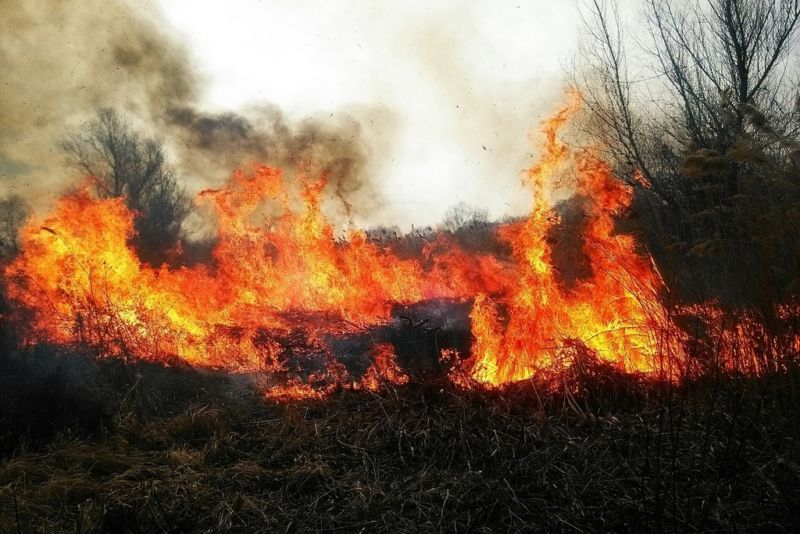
xmin=0 ymin=0 xmax=380 ymax=225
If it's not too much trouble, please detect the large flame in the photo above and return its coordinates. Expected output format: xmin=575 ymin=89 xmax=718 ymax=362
xmin=462 ymin=96 xmax=680 ymax=383
xmin=5 ymin=97 xmax=689 ymax=395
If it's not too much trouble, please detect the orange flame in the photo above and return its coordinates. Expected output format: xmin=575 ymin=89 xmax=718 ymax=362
xmin=461 ymin=95 xmax=682 ymax=384
xmin=5 ymin=164 xmax=497 ymax=380
xmin=5 ymin=95 xmax=692 ymax=397
xmin=357 ymin=343 xmax=410 ymax=392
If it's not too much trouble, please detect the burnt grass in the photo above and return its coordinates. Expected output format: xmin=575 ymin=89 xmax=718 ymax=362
xmin=1 ymin=348 xmax=799 ymax=533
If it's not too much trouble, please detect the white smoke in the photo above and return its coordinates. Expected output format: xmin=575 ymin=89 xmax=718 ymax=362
xmin=0 ymin=0 xmax=582 ymax=231
xmin=157 ymin=0 xmax=580 ymax=229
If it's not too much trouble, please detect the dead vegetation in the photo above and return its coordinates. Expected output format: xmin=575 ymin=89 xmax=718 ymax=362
xmin=1 ymin=348 xmax=798 ymax=533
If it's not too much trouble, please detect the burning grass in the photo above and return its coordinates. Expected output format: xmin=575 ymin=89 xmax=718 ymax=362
xmin=2 ymin=96 xmax=800 ymax=531
xmin=1 ymin=347 xmax=799 ymax=532
xmin=4 ymin=96 xmax=799 ymax=399
xmin=2 ymin=98 xmax=694 ymax=393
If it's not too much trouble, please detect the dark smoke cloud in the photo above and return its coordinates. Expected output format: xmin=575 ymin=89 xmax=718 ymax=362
xmin=0 ymin=0 xmax=196 ymax=154
xmin=164 ymin=105 xmax=376 ymax=222
xmin=0 ymin=0 xmax=379 ymax=224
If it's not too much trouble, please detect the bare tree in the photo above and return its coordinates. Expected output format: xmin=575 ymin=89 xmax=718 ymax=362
xmin=574 ymin=0 xmax=800 ymax=307
xmin=62 ymin=109 xmax=190 ymax=263
xmin=575 ymin=2 xmax=648 ymax=181
xmin=644 ymin=0 xmax=800 ymax=150
xmin=0 ymin=194 xmax=29 ymax=259
xmin=576 ymin=0 xmax=800 ymax=182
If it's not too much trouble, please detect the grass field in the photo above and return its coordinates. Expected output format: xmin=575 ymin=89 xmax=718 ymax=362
xmin=2 ymin=348 xmax=799 ymax=533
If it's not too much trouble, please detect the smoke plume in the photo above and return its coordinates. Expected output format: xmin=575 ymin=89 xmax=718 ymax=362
xmin=0 ymin=0 xmax=379 ymax=225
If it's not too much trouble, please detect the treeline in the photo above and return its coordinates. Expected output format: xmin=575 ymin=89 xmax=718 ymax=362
xmin=573 ymin=0 xmax=800 ymax=314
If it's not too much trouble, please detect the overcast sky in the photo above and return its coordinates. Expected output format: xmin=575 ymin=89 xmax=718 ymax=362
xmin=156 ymin=0 xmax=581 ymax=228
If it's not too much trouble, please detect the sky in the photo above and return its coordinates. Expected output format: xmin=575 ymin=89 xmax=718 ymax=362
xmin=156 ymin=0 xmax=581 ymax=228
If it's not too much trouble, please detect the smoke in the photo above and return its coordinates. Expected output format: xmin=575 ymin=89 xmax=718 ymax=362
xmin=0 ymin=0 xmax=195 ymax=183
xmin=1 ymin=0 xmax=581 ymax=232
xmin=164 ymin=105 xmax=385 ymax=223
xmin=0 ymin=0 xmax=381 ymax=226
xmin=392 ymin=11 xmax=566 ymax=223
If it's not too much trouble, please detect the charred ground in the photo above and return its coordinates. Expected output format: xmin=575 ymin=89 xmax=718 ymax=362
xmin=1 ymin=345 xmax=799 ymax=533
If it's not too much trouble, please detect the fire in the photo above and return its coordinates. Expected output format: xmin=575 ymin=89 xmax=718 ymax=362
xmin=4 ymin=163 xmax=500 ymax=381
xmin=461 ymin=95 xmax=681 ymax=384
xmin=356 ymin=344 xmax=410 ymax=392
xmin=5 ymin=95 xmax=691 ymax=397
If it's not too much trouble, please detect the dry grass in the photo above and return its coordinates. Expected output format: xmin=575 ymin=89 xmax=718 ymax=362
xmin=1 ymin=349 xmax=799 ymax=533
